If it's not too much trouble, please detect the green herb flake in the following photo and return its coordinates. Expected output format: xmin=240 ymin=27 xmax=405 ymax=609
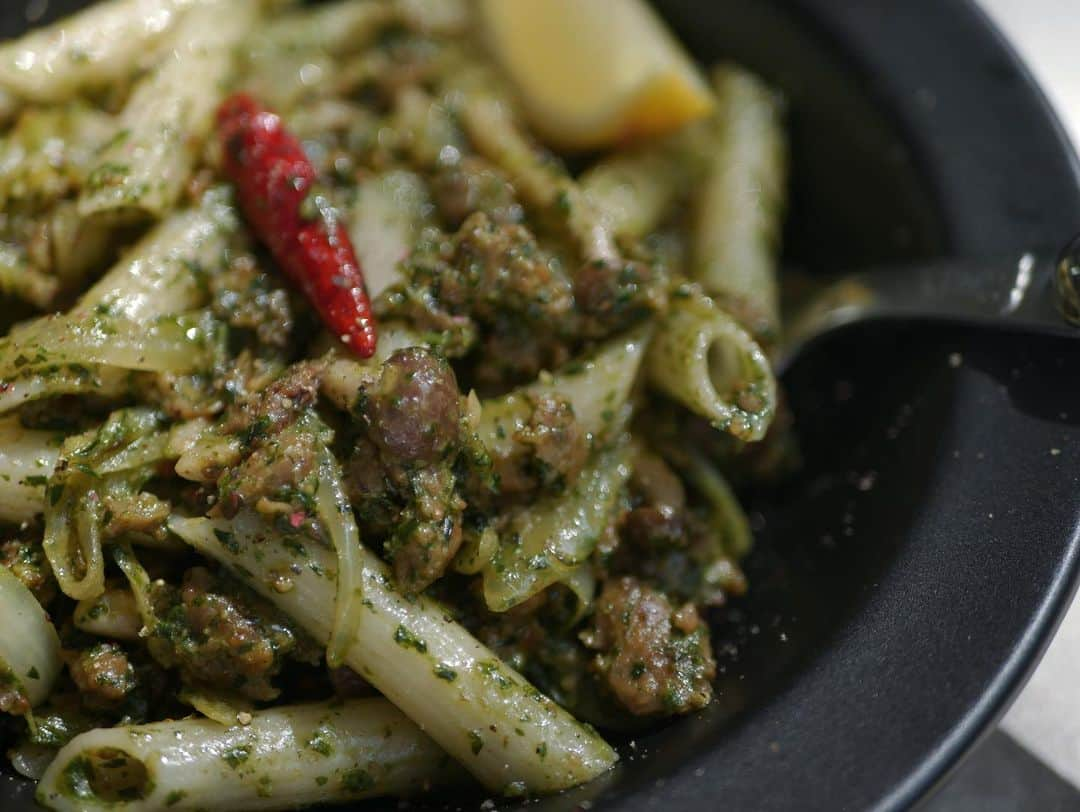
xmin=213 ymin=528 xmax=240 ymax=555
xmin=393 ymin=624 xmax=427 ymax=653
xmin=165 ymin=789 xmax=187 ymax=806
xmin=306 ymin=725 xmax=334 ymax=757
xmin=222 ymin=744 xmax=251 ymax=769
xmin=433 ymin=664 xmax=457 ymax=682
xmin=61 ymin=756 xmax=95 ymax=800
xmin=468 ymin=730 xmax=484 ymax=755
xmin=340 ymin=768 xmax=374 ymax=794
xmin=256 ymin=774 xmax=273 ymax=798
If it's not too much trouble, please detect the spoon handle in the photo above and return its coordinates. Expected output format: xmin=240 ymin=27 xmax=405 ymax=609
xmin=781 ymin=247 xmax=1074 ymax=370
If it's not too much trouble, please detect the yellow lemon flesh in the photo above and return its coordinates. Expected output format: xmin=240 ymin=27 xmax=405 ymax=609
xmin=478 ymin=0 xmax=715 ymax=152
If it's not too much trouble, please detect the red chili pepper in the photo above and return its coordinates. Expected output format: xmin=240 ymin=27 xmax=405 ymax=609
xmin=217 ymin=93 xmax=377 ymax=358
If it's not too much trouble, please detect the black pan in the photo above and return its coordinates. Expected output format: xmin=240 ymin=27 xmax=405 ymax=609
xmin=2 ymin=1 xmax=1079 ymax=810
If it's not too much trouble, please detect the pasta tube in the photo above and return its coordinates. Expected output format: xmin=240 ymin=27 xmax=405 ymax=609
xmin=460 ymin=94 xmax=619 ymax=263
xmin=320 ymin=321 xmax=430 ymax=413
xmin=0 ymin=190 xmax=238 ymax=414
xmin=580 ymin=123 xmax=709 ymax=240
xmin=240 ymin=0 xmax=394 ymax=111
xmin=78 ymin=1 xmax=257 ymax=220
xmin=253 ymin=0 xmax=393 ymax=57
xmin=394 ymin=86 xmax=469 ymax=168
xmin=36 ymin=699 xmax=459 ymax=811
xmin=74 ymin=186 xmax=238 ymax=321
xmin=74 ymin=588 xmax=143 ymax=642
xmin=682 ymin=448 xmax=753 ymax=560
xmin=692 ymin=66 xmax=787 ymax=342
xmin=345 ymin=170 xmax=433 ymax=299
xmin=0 ymin=416 xmax=62 ymax=523
xmin=169 ymin=512 xmax=618 ymax=795
xmin=0 ymin=0 xmax=205 ymax=105
xmin=44 ymin=409 xmax=171 ymax=601
xmin=0 ymin=565 xmax=62 ymax=714
xmin=477 ymin=326 xmax=651 ymax=459
xmin=481 ymin=442 xmax=631 ymax=613
xmin=647 ymin=287 xmax=776 ymax=442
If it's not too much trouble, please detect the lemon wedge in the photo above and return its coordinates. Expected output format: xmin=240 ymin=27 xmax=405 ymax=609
xmin=478 ymin=0 xmax=715 ymax=152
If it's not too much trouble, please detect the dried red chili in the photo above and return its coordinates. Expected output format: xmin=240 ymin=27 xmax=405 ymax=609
xmin=217 ymin=93 xmax=377 ymax=358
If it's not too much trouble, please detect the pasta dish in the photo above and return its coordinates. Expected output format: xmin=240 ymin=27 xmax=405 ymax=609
xmin=0 ymin=0 xmax=789 ymax=808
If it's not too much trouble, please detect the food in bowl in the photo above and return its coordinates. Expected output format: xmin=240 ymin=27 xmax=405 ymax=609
xmin=0 ymin=0 xmax=790 ymax=807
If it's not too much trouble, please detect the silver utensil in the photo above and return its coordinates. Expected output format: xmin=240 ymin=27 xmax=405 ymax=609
xmin=778 ymin=236 xmax=1080 ymax=373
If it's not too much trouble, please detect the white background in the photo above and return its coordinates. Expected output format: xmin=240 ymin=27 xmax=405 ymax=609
xmin=978 ymin=0 xmax=1080 ymax=787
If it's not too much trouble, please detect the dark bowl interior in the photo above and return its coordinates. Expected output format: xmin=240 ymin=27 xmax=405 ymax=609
xmin=3 ymin=1 xmax=1080 ymax=811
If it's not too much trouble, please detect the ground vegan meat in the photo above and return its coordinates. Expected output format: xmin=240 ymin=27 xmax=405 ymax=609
xmin=361 ymin=348 xmax=463 ymax=475
xmin=64 ymin=642 xmax=137 ymax=711
xmin=1 ymin=537 xmax=56 ymax=606
xmin=147 ymin=567 xmax=315 ymax=701
xmin=582 ymin=576 xmax=716 ymax=716
xmin=488 ymin=393 xmax=589 ymax=499
xmin=350 ymin=347 xmax=468 ymax=592
xmin=431 ymin=157 xmax=522 ymax=229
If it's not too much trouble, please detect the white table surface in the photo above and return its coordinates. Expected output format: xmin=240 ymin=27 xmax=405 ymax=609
xmin=977 ymin=0 xmax=1080 ymax=788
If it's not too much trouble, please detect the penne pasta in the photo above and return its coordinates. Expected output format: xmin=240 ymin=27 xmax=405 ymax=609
xmin=0 ymin=0 xmax=208 ymax=106
xmin=580 ymin=123 xmax=711 ymax=241
xmin=74 ymin=587 xmax=143 ymax=642
xmin=320 ymin=321 xmax=431 ymax=413
xmin=477 ymin=326 xmax=651 ymax=461
xmin=36 ymin=698 xmax=459 ymax=811
xmin=0 ymin=565 xmax=62 ymax=712
xmin=345 ymin=170 xmax=434 ymax=299
xmin=481 ymin=441 xmax=632 ymax=613
xmin=0 ymin=189 xmax=237 ymax=414
xmin=0 ymin=416 xmax=62 ymax=523
xmin=253 ymin=0 xmax=393 ymax=58
xmin=647 ymin=286 xmax=776 ymax=442
xmin=460 ymin=93 xmax=620 ymax=263
xmin=169 ymin=512 xmax=619 ymax=795
xmin=692 ymin=65 xmax=788 ymax=342
xmin=78 ymin=1 xmax=257 ymax=220
xmin=73 ymin=186 xmax=237 ymax=321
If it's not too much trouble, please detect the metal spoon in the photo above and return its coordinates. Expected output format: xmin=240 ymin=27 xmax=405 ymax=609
xmin=777 ymin=236 xmax=1080 ymax=374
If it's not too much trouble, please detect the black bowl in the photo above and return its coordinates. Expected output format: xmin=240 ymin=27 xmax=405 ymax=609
xmin=3 ymin=1 xmax=1080 ymax=811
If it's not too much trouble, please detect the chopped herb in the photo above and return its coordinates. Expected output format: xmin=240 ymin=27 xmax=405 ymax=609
xmin=341 ymin=767 xmax=374 ymax=793
xmin=222 ymin=744 xmax=251 ymax=769
xmin=393 ymin=624 xmax=427 ymax=653
xmin=61 ymin=756 xmax=95 ymax=800
xmin=433 ymin=664 xmax=458 ymax=682
xmin=213 ymin=528 xmax=240 ymax=555
xmin=306 ymin=725 xmax=334 ymax=757
xmin=256 ymin=774 xmax=272 ymax=798
xmin=468 ymin=730 xmax=484 ymax=755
